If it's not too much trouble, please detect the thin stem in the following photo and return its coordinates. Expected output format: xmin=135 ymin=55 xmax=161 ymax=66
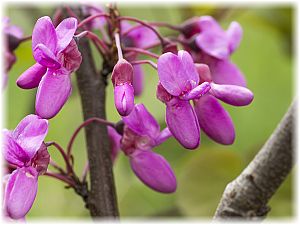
xmin=78 ymin=13 xmax=110 ymax=28
xmin=122 ymin=22 xmax=181 ymax=37
xmin=67 ymin=117 xmax=116 ymax=158
xmin=19 ymin=35 xmax=32 ymax=43
xmin=49 ymin=158 xmax=65 ymax=174
xmin=124 ymin=47 xmax=159 ymax=59
xmin=115 ymin=32 xmax=123 ymax=59
xmin=44 ymin=171 xmax=75 ymax=187
xmin=46 ymin=141 xmax=73 ymax=175
xmin=130 ymin=60 xmax=157 ymax=70
xmin=118 ymin=16 xmax=166 ymax=47
xmin=86 ymin=31 xmax=110 ymax=54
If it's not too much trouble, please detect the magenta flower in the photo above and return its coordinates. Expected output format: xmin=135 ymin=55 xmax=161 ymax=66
xmin=193 ymin=64 xmax=253 ymax=144
xmin=108 ymin=126 xmax=122 ymax=163
xmin=121 ymin=21 xmax=158 ymax=96
xmin=181 ymin=16 xmax=246 ymax=87
xmin=16 ymin=16 xmax=82 ymax=119
xmin=3 ymin=17 xmax=23 ymax=88
xmin=111 ymin=59 xmax=135 ymax=116
xmin=157 ymin=50 xmax=210 ymax=149
xmin=2 ymin=115 xmax=49 ymax=220
xmin=121 ymin=104 xmax=176 ymax=193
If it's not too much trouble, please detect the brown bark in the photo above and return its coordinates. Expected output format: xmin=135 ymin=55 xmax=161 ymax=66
xmin=214 ymin=100 xmax=296 ymax=220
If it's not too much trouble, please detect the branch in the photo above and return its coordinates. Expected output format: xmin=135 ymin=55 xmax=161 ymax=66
xmin=214 ymin=100 xmax=296 ymax=220
xmin=72 ymin=7 xmax=119 ymax=218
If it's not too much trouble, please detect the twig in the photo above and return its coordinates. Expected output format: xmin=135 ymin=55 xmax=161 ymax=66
xmin=214 ymin=100 xmax=295 ymax=220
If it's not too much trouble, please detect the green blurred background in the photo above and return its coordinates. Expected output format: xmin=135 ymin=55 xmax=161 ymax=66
xmin=4 ymin=3 xmax=294 ymax=220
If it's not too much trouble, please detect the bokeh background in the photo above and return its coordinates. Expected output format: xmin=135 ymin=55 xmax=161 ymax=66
xmin=4 ymin=3 xmax=294 ymax=220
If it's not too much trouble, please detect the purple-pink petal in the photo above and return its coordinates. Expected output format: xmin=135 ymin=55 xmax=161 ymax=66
xmin=129 ymin=150 xmax=177 ymax=193
xmin=35 ymin=69 xmax=72 ymax=119
xmin=155 ymin=127 xmax=172 ymax=146
xmin=166 ymin=98 xmax=200 ymax=149
xmin=16 ymin=63 xmax=47 ymax=89
xmin=195 ymin=31 xmax=229 ymax=60
xmin=55 ymin=17 xmax=78 ymax=53
xmin=114 ymin=83 xmax=135 ymax=117
xmin=226 ymin=21 xmax=243 ymax=54
xmin=123 ymin=104 xmax=160 ymax=140
xmin=157 ymin=50 xmax=199 ymax=96
xmin=4 ymin=167 xmax=38 ymax=220
xmin=209 ymin=58 xmax=247 ymax=87
xmin=198 ymin=16 xmax=223 ymax=32
xmin=32 ymin=16 xmax=57 ymax=53
xmin=12 ymin=114 xmax=48 ymax=159
xmin=180 ymin=81 xmax=211 ymax=100
xmin=194 ymin=94 xmax=235 ymax=145
xmin=210 ymin=83 xmax=254 ymax=106
xmin=3 ymin=130 xmax=30 ymax=167
xmin=33 ymin=44 xmax=61 ymax=69
xmin=108 ymin=126 xmax=121 ymax=163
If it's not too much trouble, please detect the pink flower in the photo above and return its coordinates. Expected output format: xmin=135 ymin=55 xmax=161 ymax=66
xmin=16 ymin=16 xmax=82 ymax=119
xmin=2 ymin=115 xmax=49 ymax=220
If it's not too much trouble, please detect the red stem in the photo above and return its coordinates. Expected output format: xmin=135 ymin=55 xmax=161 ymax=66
xmin=44 ymin=171 xmax=75 ymax=187
xmin=124 ymin=47 xmax=159 ymax=59
xmin=67 ymin=117 xmax=116 ymax=158
xmin=46 ymin=142 xmax=73 ymax=175
xmin=118 ymin=16 xmax=166 ymax=47
xmin=130 ymin=60 xmax=157 ymax=69
xmin=78 ymin=13 xmax=110 ymax=28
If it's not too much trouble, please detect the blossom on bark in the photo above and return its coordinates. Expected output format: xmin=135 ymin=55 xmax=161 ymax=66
xmin=157 ymin=50 xmax=210 ymax=149
xmin=120 ymin=104 xmax=176 ymax=193
xmin=2 ymin=115 xmax=49 ymax=220
xmin=16 ymin=16 xmax=82 ymax=119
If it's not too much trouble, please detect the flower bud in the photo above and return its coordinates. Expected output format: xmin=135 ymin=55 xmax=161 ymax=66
xmin=114 ymin=83 xmax=134 ymax=116
xmin=111 ymin=59 xmax=133 ymax=86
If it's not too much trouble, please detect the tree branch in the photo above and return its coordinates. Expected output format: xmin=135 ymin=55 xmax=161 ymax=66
xmin=72 ymin=7 xmax=119 ymax=218
xmin=214 ymin=100 xmax=296 ymax=220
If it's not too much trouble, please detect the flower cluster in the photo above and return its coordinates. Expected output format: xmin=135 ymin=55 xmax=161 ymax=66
xmin=2 ymin=5 xmax=254 ymax=220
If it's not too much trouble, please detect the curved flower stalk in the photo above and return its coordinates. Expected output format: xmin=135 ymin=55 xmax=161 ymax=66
xmin=3 ymin=17 xmax=23 ymax=88
xmin=121 ymin=21 xmax=158 ymax=96
xmin=180 ymin=16 xmax=246 ymax=87
xmin=2 ymin=115 xmax=49 ymax=220
xmin=193 ymin=64 xmax=253 ymax=144
xmin=109 ymin=104 xmax=176 ymax=193
xmin=157 ymin=50 xmax=211 ymax=149
xmin=16 ymin=16 xmax=82 ymax=119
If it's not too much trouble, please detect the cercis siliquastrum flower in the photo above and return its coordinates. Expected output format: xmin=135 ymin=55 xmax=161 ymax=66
xmin=16 ymin=16 xmax=82 ymax=119
xmin=115 ymin=104 xmax=176 ymax=193
xmin=157 ymin=50 xmax=211 ymax=149
xmin=2 ymin=115 xmax=49 ymax=220
xmin=180 ymin=16 xmax=246 ymax=87
xmin=3 ymin=17 xmax=23 ymax=88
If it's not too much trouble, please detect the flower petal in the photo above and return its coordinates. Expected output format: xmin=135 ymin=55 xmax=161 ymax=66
xmin=125 ymin=25 xmax=158 ymax=49
xmin=123 ymin=104 xmax=160 ymax=139
xmin=33 ymin=44 xmax=61 ymax=69
xmin=198 ymin=16 xmax=223 ymax=32
xmin=194 ymin=94 xmax=235 ymax=145
xmin=108 ymin=126 xmax=122 ymax=163
xmin=35 ymin=70 xmax=72 ymax=119
xmin=180 ymin=81 xmax=211 ymax=100
xmin=209 ymin=58 xmax=247 ymax=87
xmin=157 ymin=50 xmax=199 ymax=96
xmin=195 ymin=31 xmax=229 ymax=60
xmin=16 ymin=63 xmax=47 ymax=89
xmin=227 ymin=21 xmax=243 ymax=53
xmin=55 ymin=17 xmax=78 ymax=53
xmin=155 ymin=127 xmax=172 ymax=146
xmin=2 ymin=130 xmax=30 ymax=167
xmin=210 ymin=83 xmax=254 ymax=106
xmin=114 ymin=83 xmax=135 ymax=116
xmin=129 ymin=150 xmax=177 ymax=193
xmin=32 ymin=16 xmax=57 ymax=53
xmin=4 ymin=167 xmax=38 ymax=220
xmin=12 ymin=114 xmax=48 ymax=159
xmin=166 ymin=98 xmax=200 ymax=149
